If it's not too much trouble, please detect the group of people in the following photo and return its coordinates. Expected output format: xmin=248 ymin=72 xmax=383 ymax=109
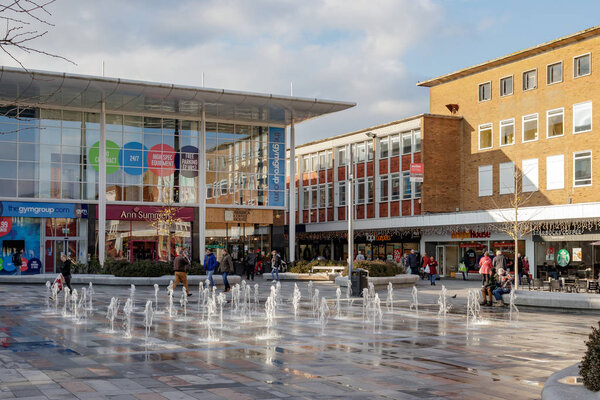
xmin=478 ymin=250 xmax=516 ymax=306
xmin=460 ymin=249 xmax=530 ymax=281
xmin=171 ymin=247 xmax=284 ymax=296
xmin=402 ymin=249 xmax=439 ymax=285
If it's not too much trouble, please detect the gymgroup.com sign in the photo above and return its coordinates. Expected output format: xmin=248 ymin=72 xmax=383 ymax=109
xmin=0 ymin=201 xmax=89 ymax=219
xmin=89 ymin=141 xmax=198 ymax=177
xmin=268 ymin=127 xmax=286 ymax=207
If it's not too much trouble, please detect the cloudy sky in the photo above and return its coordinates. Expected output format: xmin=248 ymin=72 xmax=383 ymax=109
xmin=3 ymin=0 xmax=600 ymax=144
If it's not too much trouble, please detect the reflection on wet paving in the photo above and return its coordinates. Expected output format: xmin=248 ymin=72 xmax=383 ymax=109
xmin=0 ymin=280 xmax=596 ymax=399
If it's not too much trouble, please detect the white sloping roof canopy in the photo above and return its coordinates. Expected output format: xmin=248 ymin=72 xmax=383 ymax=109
xmin=0 ymin=67 xmax=355 ymax=125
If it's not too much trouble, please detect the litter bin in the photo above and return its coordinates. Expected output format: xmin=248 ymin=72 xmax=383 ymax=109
xmin=350 ymin=268 xmax=369 ymax=296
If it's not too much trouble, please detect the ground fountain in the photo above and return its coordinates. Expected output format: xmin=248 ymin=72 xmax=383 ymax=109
xmin=242 ymin=282 xmax=252 ymax=322
xmin=217 ymin=292 xmax=226 ymax=328
xmin=307 ymin=281 xmax=313 ymax=300
xmin=154 ymin=284 xmax=160 ymax=313
xmin=71 ymin=289 xmax=79 ymax=322
xmin=466 ymin=289 xmax=481 ymax=325
xmin=62 ymin=287 xmax=70 ymax=317
xmin=204 ymin=295 xmax=218 ymax=342
xmin=88 ymin=282 xmax=94 ymax=310
xmin=78 ymin=287 xmax=87 ymax=321
xmin=143 ymin=300 xmax=153 ymax=341
xmin=312 ymin=288 xmax=320 ymax=320
xmin=292 ymin=283 xmax=301 ymax=319
xmin=263 ymin=292 xmax=276 ymax=339
xmin=179 ymin=287 xmax=188 ymax=320
xmin=123 ymin=298 xmax=133 ymax=338
xmin=52 ymin=284 xmax=60 ymax=312
xmin=509 ymin=290 xmax=519 ymax=321
xmin=231 ymin=284 xmax=240 ymax=313
xmin=438 ymin=285 xmax=451 ymax=317
xmin=167 ymin=281 xmax=176 ymax=318
xmin=368 ymin=281 xmax=375 ymax=299
xmin=106 ymin=297 xmax=119 ymax=333
xmin=129 ymin=284 xmax=136 ymax=310
xmin=254 ymin=284 xmax=259 ymax=312
xmin=362 ymin=288 xmax=369 ymax=321
xmin=45 ymin=281 xmax=51 ymax=311
xmin=409 ymin=286 xmax=419 ymax=316
xmin=370 ymin=293 xmax=383 ymax=333
xmin=318 ymin=297 xmax=330 ymax=335
xmin=346 ymin=279 xmax=352 ymax=302
xmin=386 ymin=282 xmax=394 ymax=312
xmin=335 ymin=287 xmax=341 ymax=319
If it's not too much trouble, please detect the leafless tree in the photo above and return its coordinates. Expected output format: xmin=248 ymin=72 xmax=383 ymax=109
xmin=491 ymin=165 xmax=538 ymax=290
xmin=1 ymin=0 xmax=73 ymax=69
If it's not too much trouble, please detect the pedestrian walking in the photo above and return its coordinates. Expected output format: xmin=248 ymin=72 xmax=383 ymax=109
xmin=172 ymin=248 xmax=192 ymax=296
xmin=421 ymin=253 xmax=430 ymax=280
xmin=355 ymin=251 xmax=365 ymax=261
xmin=220 ymin=249 xmax=233 ymax=292
xmin=407 ymin=249 xmax=419 ymax=276
xmin=271 ymin=250 xmax=282 ymax=282
xmin=12 ymin=248 xmax=23 ymax=270
xmin=244 ymin=249 xmax=257 ymax=281
xmin=60 ymin=253 xmax=73 ymax=294
xmin=203 ymin=248 xmax=217 ymax=287
xmin=428 ymin=256 xmax=438 ymax=285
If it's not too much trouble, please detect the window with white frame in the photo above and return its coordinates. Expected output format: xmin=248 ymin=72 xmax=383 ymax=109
xmin=319 ymin=184 xmax=326 ymax=207
xmin=356 ymin=178 xmax=365 ymax=204
xmin=220 ymin=179 xmax=228 ymax=195
xmin=546 ymin=155 xmax=564 ymax=190
xmin=402 ymin=132 xmax=412 ymax=154
xmin=402 ymin=171 xmax=411 ymax=200
xmin=303 ymin=187 xmax=310 ymax=210
xmin=391 ymin=173 xmax=400 ymax=200
xmin=336 ymin=181 xmax=346 ymax=206
xmin=478 ymin=82 xmax=491 ymax=101
xmin=391 ymin=136 xmax=400 ymax=157
xmin=499 ymin=162 xmax=515 ymax=194
xmin=547 ymin=62 xmax=562 ymax=84
xmin=413 ymin=130 xmax=421 ymax=152
xmin=522 ymin=113 xmax=538 ymax=142
xmin=357 ymin=143 xmax=366 ymax=162
xmin=302 ymin=155 xmax=310 ymax=172
xmin=500 ymin=119 xmax=515 ymax=146
xmin=327 ymin=183 xmax=333 ymax=207
xmin=206 ymin=184 xmax=213 ymax=199
xmin=380 ymin=175 xmax=389 ymax=202
xmin=521 ymin=158 xmax=539 ymax=192
xmin=574 ymin=54 xmax=591 ymax=77
xmin=319 ymin=152 xmax=326 ymax=170
xmin=523 ymin=69 xmax=537 ymax=91
xmin=547 ymin=108 xmax=564 ymax=138
xmin=414 ymin=181 xmax=421 ymax=198
xmin=367 ymin=177 xmax=374 ymax=203
xmin=479 ymin=123 xmax=493 ymax=150
xmin=367 ymin=141 xmax=374 ymax=161
xmin=500 ymin=76 xmax=513 ymax=96
xmin=379 ymin=137 xmax=389 ymax=158
xmin=337 ymin=146 xmax=346 ymax=166
xmin=311 ymin=186 xmax=318 ymax=207
xmin=574 ymin=151 xmax=592 ymax=187
xmin=573 ymin=101 xmax=592 ymax=134
xmin=311 ymin=154 xmax=318 ymax=171
xmin=326 ymin=150 xmax=333 ymax=168
xmin=478 ymin=165 xmax=493 ymax=196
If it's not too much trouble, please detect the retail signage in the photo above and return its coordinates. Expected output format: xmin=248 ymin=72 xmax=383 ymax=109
xmin=450 ymin=230 xmax=491 ymax=240
xmin=147 ymin=144 xmax=176 ymax=176
xmin=103 ymin=205 xmax=194 ymax=222
xmin=89 ymin=140 xmax=121 ymax=173
xmin=0 ymin=202 xmax=88 ymax=219
xmin=459 ymin=243 xmax=486 ymax=248
xmin=557 ymin=249 xmax=570 ymax=267
xmin=493 ymin=242 xmax=514 ymax=247
xmin=27 ymin=258 xmax=42 ymax=273
xmin=546 ymin=247 xmax=555 ymax=261
xmin=120 ymin=142 xmax=148 ymax=175
xmin=573 ymin=247 xmax=582 ymax=262
xmin=0 ymin=217 xmax=12 ymax=237
xmin=268 ymin=127 xmax=285 ymax=207
xmin=409 ymin=163 xmax=424 ymax=182
xmin=224 ymin=209 xmax=251 ymax=222
xmin=176 ymin=145 xmax=199 ymax=178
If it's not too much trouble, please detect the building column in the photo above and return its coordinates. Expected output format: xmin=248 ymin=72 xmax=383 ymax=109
xmin=289 ymin=119 xmax=296 ymax=263
xmin=198 ymin=105 xmax=206 ymax=264
xmin=98 ymin=98 xmax=107 ymax=267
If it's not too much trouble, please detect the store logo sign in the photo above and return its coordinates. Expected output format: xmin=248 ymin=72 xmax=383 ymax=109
xmin=268 ymin=127 xmax=285 ymax=207
xmin=451 ymin=230 xmax=491 ymax=240
xmin=0 ymin=202 xmax=88 ymax=219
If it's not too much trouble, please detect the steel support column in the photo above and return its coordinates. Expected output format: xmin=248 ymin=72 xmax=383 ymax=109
xmin=289 ymin=119 xmax=296 ymax=263
xmin=198 ymin=105 xmax=206 ymax=264
xmin=98 ymin=98 xmax=107 ymax=267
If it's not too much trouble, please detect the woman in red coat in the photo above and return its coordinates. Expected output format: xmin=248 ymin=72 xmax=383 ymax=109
xmin=428 ymin=256 xmax=438 ymax=285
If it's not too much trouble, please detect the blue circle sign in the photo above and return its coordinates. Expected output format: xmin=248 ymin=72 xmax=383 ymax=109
xmin=27 ymin=258 xmax=42 ymax=273
xmin=120 ymin=142 xmax=148 ymax=175
xmin=175 ymin=145 xmax=198 ymax=178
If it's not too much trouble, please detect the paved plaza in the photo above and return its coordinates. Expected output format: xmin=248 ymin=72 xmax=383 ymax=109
xmin=0 ymin=278 xmax=597 ymax=399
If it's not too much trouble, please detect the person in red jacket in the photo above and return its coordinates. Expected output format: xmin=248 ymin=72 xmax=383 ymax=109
xmin=428 ymin=256 xmax=438 ymax=286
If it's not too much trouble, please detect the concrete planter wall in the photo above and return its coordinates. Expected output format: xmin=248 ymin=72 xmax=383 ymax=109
xmin=335 ymin=274 xmax=419 ymax=290
xmin=542 ymin=364 xmax=599 ymax=399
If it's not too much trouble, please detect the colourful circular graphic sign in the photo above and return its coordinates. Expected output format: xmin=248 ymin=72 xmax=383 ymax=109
xmin=27 ymin=257 xmax=42 ymax=273
xmin=120 ymin=142 xmax=148 ymax=175
xmin=557 ymin=249 xmax=570 ymax=267
xmin=147 ymin=144 xmax=176 ymax=176
xmin=0 ymin=217 xmax=12 ymax=237
xmin=0 ymin=258 xmax=3 ymax=271
xmin=176 ymin=145 xmax=198 ymax=178
xmin=89 ymin=140 xmax=121 ymax=174
xmin=20 ymin=256 xmax=28 ymax=272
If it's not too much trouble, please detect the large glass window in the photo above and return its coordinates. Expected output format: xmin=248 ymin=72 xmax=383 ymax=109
xmin=547 ymin=108 xmax=564 ymax=138
xmin=574 ymin=151 xmax=592 ymax=187
xmin=380 ymin=175 xmax=389 ymax=202
xmin=478 ymin=123 xmax=492 ymax=150
xmin=391 ymin=136 xmax=400 ymax=157
xmin=356 ymin=178 xmax=365 ymax=204
xmin=357 ymin=143 xmax=366 ymax=162
xmin=367 ymin=177 xmax=374 ymax=203
xmin=391 ymin=173 xmax=400 ymax=201
xmin=500 ymin=118 xmax=515 ymax=146
xmin=379 ymin=137 xmax=389 ymax=158
xmin=303 ymin=155 xmax=310 ymax=172
xmin=402 ymin=133 xmax=412 ymax=154
xmin=336 ymin=147 xmax=346 ymax=166
xmin=337 ymin=181 xmax=346 ymax=207
xmin=402 ymin=172 xmax=411 ymax=200
xmin=573 ymin=101 xmax=592 ymax=134
xmin=413 ymin=130 xmax=421 ymax=152
xmin=303 ymin=187 xmax=310 ymax=210
xmin=327 ymin=183 xmax=333 ymax=207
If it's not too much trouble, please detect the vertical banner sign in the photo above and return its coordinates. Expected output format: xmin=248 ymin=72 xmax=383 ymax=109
xmin=409 ymin=163 xmax=424 ymax=182
xmin=268 ymin=127 xmax=286 ymax=207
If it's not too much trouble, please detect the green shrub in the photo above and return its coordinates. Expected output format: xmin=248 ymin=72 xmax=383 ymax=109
xmin=580 ymin=321 xmax=600 ymax=391
xmin=347 ymin=260 xmax=403 ymax=277
xmin=288 ymin=259 xmax=348 ymax=274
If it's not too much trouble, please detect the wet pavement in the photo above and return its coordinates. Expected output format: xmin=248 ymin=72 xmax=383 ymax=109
xmin=0 ymin=278 xmax=597 ymax=399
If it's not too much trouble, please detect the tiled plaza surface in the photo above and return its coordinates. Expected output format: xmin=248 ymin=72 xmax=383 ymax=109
xmin=0 ymin=278 xmax=597 ymax=399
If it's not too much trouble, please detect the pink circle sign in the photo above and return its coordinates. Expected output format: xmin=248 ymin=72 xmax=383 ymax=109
xmin=0 ymin=217 xmax=12 ymax=237
xmin=147 ymin=144 xmax=176 ymax=176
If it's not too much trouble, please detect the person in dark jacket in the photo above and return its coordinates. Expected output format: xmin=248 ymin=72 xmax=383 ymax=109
xmin=204 ymin=249 xmax=217 ymax=288
xmin=220 ymin=249 xmax=234 ymax=292
xmin=407 ymin=249 xmax=419 ymax=275
xmin=244 ymin=249 xmax=258 ymax=281
xmin=270 ymin=250 xmax=282 ymax=282
xmin=172 ymin=248 xmax=192 ymax=296
xmin=60 ymin=253 xmax=73 ymax=294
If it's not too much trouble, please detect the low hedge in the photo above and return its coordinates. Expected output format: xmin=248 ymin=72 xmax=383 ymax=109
xmin=288 ymin=259 xmax=348 ymax=274
xmin=581 ymin=321 xmax=600 ymax=391
xmin=352 ymin=260 xmax=402 ymax=277
xmin=72 ymin=257 xmax=204 ymax=277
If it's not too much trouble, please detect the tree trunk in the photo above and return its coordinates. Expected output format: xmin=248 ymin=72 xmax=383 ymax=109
xmin=514 ymin=236 xmax=519 ymax=290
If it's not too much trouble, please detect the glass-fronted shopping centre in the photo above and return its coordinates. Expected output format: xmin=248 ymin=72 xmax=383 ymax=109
xmin=0 ymin=67 xmax=354 ymax=274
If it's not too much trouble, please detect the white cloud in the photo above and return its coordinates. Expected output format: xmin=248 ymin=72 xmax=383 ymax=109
xmin=1 ymin=0 xmax=444 ymax=144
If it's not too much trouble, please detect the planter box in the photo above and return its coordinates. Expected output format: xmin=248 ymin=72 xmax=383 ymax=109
xmin=501 ymin=290 xmax=600 ymax=310
xmin=262 ymin=272 xmax=333 ymax=281
xmin=542 ymin=363 xmax=598 ymax=400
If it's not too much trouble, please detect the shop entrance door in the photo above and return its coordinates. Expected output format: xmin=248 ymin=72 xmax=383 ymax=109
xmin=46 ymin=239 xmax=77 ymax=273
xmin=436 ymin=245 xmax=445 ymax=276
xmin=131 ymin=241 xmax=157 ymax=262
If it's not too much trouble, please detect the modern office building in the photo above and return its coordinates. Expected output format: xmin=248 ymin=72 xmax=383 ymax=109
xmin=0 ymin=67 xmax=354 ymax=274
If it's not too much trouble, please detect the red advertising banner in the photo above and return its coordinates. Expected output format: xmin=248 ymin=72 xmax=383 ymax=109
xmin=410 ymin=163 xmax=423 ymax=182
xmin=99 ymin=205 xmax=194 ymax=222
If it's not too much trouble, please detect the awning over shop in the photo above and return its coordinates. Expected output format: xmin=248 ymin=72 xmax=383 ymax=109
xmin=0 ymin=67 xmax=355 ymax=125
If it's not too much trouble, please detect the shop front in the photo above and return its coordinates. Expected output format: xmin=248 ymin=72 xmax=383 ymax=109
xmin=423 ymin=229 xmax=527 ymax=277
xmin=533 ymin=227 xmax=600 ymax=280
xmin=0 ymin=201 xmax=88 ymax=275
xmin=99 ymin=205 xmax=194 ymax=262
